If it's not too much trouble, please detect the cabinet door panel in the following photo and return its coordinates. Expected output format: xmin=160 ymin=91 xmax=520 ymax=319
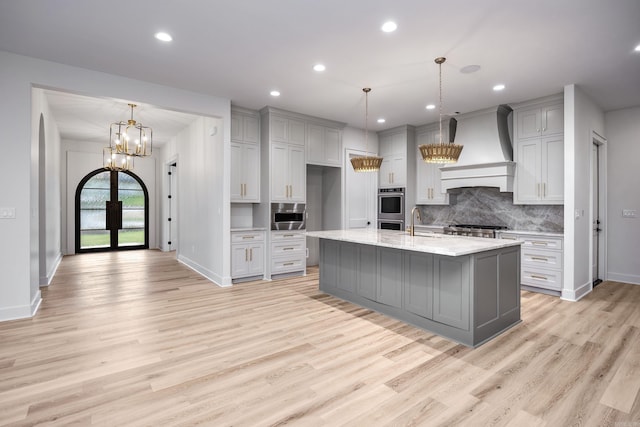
xmin=243 ymin=115 xmax=260 ymax=144
xmin=357 ymin=245 xmax=377 ymax=301
xmin=231 ymin=245 xmax=249 ymax=277
xmin=307 ymin=125 xmax=324 ymax=165
xmin=377 ymin=248 xmax=403 ymax=308
xmin=515 ymin=140 xmax=541 ymax=203
xmin=271 ymin=143 xmax=289 ymax=201
xmin=271 ymin=116 xmax=288 ymax=142
xmin=324 ymin=128 xmax=341 ymax=165
xmin=289 ymin=119 xmax=306 ymax=145
xmin=404 ymin=252 xmax=433 ymax=318
xmin=541 ymin=104 xmax=563 ymax=135
xmin=230 ymin=143 xmax=243 ymax=201
xmin=231 ymin=115 xmax=243 ymax=142
xmin=243 ymin=144 xmax=260 ymax=202
xmin=338 ymin=243 xmax=357 ymax=293
xmin=288 ymin=145 xmax=306 ymax=201
xmin=248 ymin=243 xmax=264 ymax=275
xmin=541 ymin=136 xmax=564 ymax=202
xmin=433 ymin=256 xmax=470 ymax=330
xmin=517 ymin=107 xmax=541 ymax=139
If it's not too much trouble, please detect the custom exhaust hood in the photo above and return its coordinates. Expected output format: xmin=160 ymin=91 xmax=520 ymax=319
xmin=440 ymin=104 xmax=516 ymax=192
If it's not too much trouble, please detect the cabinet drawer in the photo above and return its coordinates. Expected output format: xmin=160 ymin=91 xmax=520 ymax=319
xmin=521 ymin=266 xmax=562 ymax=291
xmin=272 ymin=240 xmax=305 ymax=256
xmin=522 ymin=248 xmax=562 ymax=269
xmin=231 ymin=231 xmax=264 ymax=243
xmin=271 ymin=231 xmax=306 ymax=241
xmin=520 ymin=236 xmax=563 ymax=250
xmin=271 ymin=255 xmax=305 ymax=274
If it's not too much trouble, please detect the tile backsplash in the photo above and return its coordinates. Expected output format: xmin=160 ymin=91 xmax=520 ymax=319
xmin=418 ymin=187 xmax=564 ymax=233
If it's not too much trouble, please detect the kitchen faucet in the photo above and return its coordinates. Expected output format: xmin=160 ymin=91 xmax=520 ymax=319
xmin=410 ymin=206 xmax=421 ymax=236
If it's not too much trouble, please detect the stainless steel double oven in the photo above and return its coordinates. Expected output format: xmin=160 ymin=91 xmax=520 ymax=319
xmin=378 ymin=188 xmax=404 ymax=231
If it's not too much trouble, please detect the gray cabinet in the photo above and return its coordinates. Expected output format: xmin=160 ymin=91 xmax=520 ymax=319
xmin=307 ymin=124 xmax=342 ymax=167
xmin=317 ymin=239 xmax=520 ymax=347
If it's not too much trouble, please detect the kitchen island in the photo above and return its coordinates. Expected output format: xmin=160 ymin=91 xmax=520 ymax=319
xmin=306 ymin=229 xmax=522 ymax=347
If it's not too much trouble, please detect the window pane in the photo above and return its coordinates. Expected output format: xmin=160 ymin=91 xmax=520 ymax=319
xmin=80 ymin=209 xmax=106 ymax=230
xmin=118 ymin=229 xmax=144 ymax=246
xmin=119 ymin=189 xmax=144 ymax=208
xmin=80 ymin=230 xmax=110 ymax=249
xmin=84 ymin=171 xmax=111 ymax=189
xmin=80 ymin=188 xmax=110 ymax=209
xmin=122 ymin=209 xmax=144 ymax=229
xmin=118 ymin=173 xmax=141 ymax=190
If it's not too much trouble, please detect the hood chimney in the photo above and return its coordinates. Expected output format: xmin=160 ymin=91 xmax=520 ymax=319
xmin=440 ymin=105 xmax=516 ymax=192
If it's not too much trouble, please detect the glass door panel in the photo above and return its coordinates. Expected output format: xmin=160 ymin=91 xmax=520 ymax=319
xmin=79 ymin=171 xmax=111 ymax=249
xmin=118 ymin=173 xmax=145 ymax=247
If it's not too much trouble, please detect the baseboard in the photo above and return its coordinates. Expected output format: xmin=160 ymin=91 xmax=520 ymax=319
xmin=40 ymin=253 xmax=63 ymax=286
xmin=561 ymin=281 xmax=592 ymax=302
xmin=177 ymin=254 xmax=232 ymax=287
xmin=31 ymin=290 xmax=42 ymax=316
xmin=606 ymin=272 xmax=640 ymax=285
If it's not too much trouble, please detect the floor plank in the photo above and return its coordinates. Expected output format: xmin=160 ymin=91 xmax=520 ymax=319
xmin=0 ymin=250 xmax=639 ymax=426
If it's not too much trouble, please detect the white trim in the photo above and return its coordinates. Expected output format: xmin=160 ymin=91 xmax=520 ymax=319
xmin=41 ymin=252 xmax=63 ymax=286
xmin=561 ymin=281 xmax=592 ymax=301
xmin=0 ymin=289 xmax=42 ymax=321
xmin=177 ymin=254 xmax=232 ymax=287
xmin=607 ymin=272 xmax=640 ymax=285
xmin=31 ymin=290 xmax=42 ymax=316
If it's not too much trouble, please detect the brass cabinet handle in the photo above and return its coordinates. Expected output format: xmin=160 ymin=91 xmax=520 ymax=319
xmin=532 ymin=241 xmax=548 ymax=246
xmin=531 ymin=274 xmax=548 ymax=280
xmin=283 ymin=262 xmax=294 ymax=266
xmin=249 ymin=248 xmax=253 ymax=261
xmin=283 ymin=234 xmax=294 ymax=237
xmin=531 ymin=256 xmax=549 ymax=261
xmin=543 ymin=182 xmax=546 ymax=197
xmin=242 ymin=236 xmax=254 ymax=239
xmin=283 ymin=247 xmax=294 ymax=251
xmin=245 ymin=248 xmax=248 ymax=262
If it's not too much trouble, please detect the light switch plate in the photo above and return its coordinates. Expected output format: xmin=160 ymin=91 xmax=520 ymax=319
xmin=0 ymin=207 xmax=16 ymax=219
xmin=622 ymin=209 xmax=637 ymax=218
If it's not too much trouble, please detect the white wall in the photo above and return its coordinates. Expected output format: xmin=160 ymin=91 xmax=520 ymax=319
xmin=168 ymin=116 xmax=231 ymax=286
xmin=563 ymin=84 xmax=605 ymax=301
xmin=605 ymin=107 xmax=640 ymax=284
xmin=32 ymin=89 xmax=62 ymax=286
xmin=0 ymin=50 xmax=230 ymax=321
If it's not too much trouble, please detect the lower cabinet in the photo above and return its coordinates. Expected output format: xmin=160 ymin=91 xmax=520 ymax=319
xmin=231 ymin=231 xmax=265 ymax=280
xmin=317 ymin=239 xmax=521 ymax=347
xmin=271 ymin=230 xmax=306 ymax=276
xmin=498 ymin=232 xmax=563 ymax=294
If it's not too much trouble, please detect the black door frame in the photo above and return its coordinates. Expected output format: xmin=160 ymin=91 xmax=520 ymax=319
xmin=75 ymin=168 xmax=149 ymax=253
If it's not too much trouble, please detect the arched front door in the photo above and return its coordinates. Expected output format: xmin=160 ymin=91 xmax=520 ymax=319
xmin=75 ymin=169 xmax=149 ymax=253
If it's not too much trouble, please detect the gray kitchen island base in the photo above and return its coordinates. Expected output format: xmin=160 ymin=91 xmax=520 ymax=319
xmin=318 ymin=239 xmax=521 ymax=347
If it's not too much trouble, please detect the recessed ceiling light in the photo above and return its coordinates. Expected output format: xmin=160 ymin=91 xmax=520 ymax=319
xmin=460 ymin=64 xmax=481 ymax=74
xmin=154 ymin=32 xmax=172 ymax=42
xmin=635 ymin=44 xmax=640 ymax=52
xmin=426 ymin=104 xmax=436 ymax=110
xmin=377 ymin=118 xmax=386 ymax=123
xmin=493 ymin=84 xmax=506 ymax=91
xmin=270 ymin=90 xmax=281 ymax=97
xmin=381 ymin=21 xmax=397 ymax=33
xmin=313 ymin=64 xmax=326 ymax=72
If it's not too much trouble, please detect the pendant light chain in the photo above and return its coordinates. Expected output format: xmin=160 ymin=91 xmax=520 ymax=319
xmin=364 ymin=88 xmax=370 ymax=152
xmin=438 ymin=59 xmax=443 ymax=145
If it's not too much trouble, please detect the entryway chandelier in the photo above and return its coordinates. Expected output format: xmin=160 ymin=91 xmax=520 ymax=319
xmin=419 ymin=57 xmax=463 ymax=163
xmin=351 ymin=88 xmax=383 ymax=172
xmin=103 ymin=147 xmax=134 ymax=171
xmin=110 ymin=103 xmax=153 ymax=157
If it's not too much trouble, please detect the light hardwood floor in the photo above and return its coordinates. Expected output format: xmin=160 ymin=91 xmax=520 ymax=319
xmin=1 ymin=250 xmax=639 ymax=426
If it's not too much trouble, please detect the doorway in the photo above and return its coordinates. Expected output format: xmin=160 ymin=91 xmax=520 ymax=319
xmin=591 ymin=131 xmax=607 ymax=286
xmin=75 ymin=169 xmax=149 ymax=252
xmin=167 ymin=162 xmax=178 ymax=251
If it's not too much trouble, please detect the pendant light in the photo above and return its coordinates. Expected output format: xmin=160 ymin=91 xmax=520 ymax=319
xmin=103 ymin=146 xmax=134 ymax=171
xmin=109 ymin=103 xmax=153 ymax=157
xmin=419 ymin=57 xmax=463 ymax=163
xmin=350 ymin=88 xmax=383 ymax=172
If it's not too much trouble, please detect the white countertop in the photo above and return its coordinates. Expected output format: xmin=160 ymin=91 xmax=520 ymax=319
xmin=306 ymin=229 xmax=522 ymax=257
xmin=499 ymin=230 xmax=563 ymax=237
xmin=230 ymin=227 xmax=267 ymax=232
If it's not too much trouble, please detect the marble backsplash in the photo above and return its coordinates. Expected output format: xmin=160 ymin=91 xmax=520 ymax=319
xmin=418 ymin=187 xmax=564 ymax=233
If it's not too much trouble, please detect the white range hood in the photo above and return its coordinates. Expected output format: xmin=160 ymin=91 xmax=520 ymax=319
xmin=440 ymin=105 xmax=515 ymax=192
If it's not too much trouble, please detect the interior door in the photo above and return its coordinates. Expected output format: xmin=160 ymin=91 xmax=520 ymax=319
xmin=346 ymin=150 xmax=377 ymax=229
xmin=76 ymin=169 xmax=148 ymax=252
xmin=592 ymin=143 xmax=601 ymax=285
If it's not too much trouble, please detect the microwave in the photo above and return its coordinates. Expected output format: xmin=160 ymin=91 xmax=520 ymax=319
xmin=271 ymin=203 xmax=306 ymax=230
xmin=378 ymin=188 xmax=404 ymax=220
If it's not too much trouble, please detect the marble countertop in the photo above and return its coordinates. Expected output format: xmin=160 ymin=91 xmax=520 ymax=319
xmin=230 ymin=227 xmax=267 ymax=232
xmin=306 ymin=229 xmax=522 ymax=257
xmin=498 ymin=230 xmax=563 ymax=237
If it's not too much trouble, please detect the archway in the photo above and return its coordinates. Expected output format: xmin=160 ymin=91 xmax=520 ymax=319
xmin=75 ymin=169 xmax=149 ymax=252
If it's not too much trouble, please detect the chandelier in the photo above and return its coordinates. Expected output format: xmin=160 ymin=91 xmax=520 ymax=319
xmin=110 ymin=103 xmax=152 ymax=157
xmin=351 ymin=88 xmax=383 ymax=172
xmin=103 ymin=146 xmax=134 ymax=171
xmin=419 ymin=57 xmax=463 ymax=163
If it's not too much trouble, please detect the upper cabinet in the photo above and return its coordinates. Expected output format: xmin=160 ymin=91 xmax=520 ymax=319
xmin=378 ymin=126 xmax=415 ymax=189
xmin=516 ymin=103 xmax=564 ymax=140
xmin=270 ymin=115 xmax=306 ymax=145
xmin=230 ymin=108 xmax=260 ymax=203
xmin=307 ymin=123 xmax=342 ymax=167
xmin=415 ymin=126 xmax=449 ymax=205
xmin=513 ymin=96 xmax=564 ymax=205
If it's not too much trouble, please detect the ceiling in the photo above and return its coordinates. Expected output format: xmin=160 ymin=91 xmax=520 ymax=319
xmin=1 ymin=0 xmax=639 ymax=143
